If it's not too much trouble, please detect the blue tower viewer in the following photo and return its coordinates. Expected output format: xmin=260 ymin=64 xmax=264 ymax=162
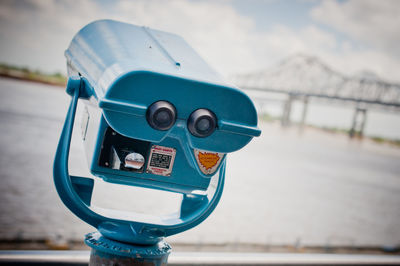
xmin=54 ymin=20 xmax=260 ymax=264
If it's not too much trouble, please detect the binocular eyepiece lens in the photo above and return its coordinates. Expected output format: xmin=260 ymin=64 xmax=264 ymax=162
xmin=188 ymin=109 xmax=217 ymax=137
xmin=147 ymin=101 xmax=177 ymax=130
xmin=197 ymin=118 xmax=211 ymax=132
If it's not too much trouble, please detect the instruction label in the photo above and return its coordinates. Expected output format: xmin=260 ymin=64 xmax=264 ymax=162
xmin=146 ymin=145 xmax=176 ymax=176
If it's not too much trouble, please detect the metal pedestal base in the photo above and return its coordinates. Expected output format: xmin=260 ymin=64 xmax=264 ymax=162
xmin=85 ymin=232 xmax=171 ymax=266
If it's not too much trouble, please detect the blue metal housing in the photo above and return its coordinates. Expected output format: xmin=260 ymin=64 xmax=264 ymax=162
xmin=54 ymin=20 xmax=260 ymax=245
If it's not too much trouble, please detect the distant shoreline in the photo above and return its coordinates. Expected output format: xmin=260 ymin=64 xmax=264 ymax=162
xmin=0 ymin=63 xmax=66 ymax=87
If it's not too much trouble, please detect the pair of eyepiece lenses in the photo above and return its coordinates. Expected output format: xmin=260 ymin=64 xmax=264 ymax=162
xmin=147 ymin=102 xmax=216 ymax=137
xmin=188 ymin=109 xmax=217 ymax=138
xmin=146 ymin=101 xmax=176 ymax=131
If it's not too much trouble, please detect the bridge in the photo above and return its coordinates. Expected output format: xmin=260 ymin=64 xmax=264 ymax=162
xmin=232 ymin=55 xmax=400 ymax=137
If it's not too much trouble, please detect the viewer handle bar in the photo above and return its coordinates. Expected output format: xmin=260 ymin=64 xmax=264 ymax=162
xmin=53 ymin=77 xmax=104 ymax=228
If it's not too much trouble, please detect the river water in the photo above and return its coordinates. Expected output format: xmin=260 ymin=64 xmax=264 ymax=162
xmin=0 ymin=77 xmax=399 ymax=248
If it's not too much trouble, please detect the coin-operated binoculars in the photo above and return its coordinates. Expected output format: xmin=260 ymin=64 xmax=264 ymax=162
xmin=54 ymin=20 xmax=260 ymax=265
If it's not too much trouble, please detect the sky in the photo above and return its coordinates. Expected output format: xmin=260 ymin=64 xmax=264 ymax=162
xmin=0 ymin=0 xmax=399 ymax=82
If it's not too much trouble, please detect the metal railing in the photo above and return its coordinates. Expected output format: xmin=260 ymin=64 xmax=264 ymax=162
xmin=1 ymin=250 xmax=400 ymax=265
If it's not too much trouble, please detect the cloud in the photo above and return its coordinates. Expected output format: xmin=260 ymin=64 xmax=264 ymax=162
xmin=0 ymin=0 xmax=107 ymax=72
xmin=0 ymin=0 xmax=260 ymax=76
xmin=0 ymin=0 xmax=399 ymax=82
xmin=309 ymin=0 xmax=400 ymax=82
xmin=311 ymin=0 xmax=400 ymax=58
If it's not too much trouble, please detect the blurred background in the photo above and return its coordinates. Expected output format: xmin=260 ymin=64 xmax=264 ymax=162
xmin=0 ymin=0 xmax=399 ymax=254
